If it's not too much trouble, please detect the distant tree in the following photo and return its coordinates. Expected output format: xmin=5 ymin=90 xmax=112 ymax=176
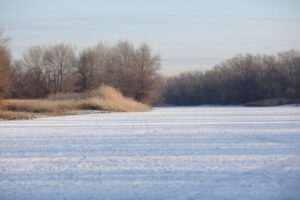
xmin=106 ymin=41 xmax=137 ymax=96
xmin=44 ymin=44 xmax=76 ymax=93
xmin=0 ymin=30 xmax=11 ymax=98
xmin=19 ymin=46 xmax=48 ymax=97
xmin=77 ymin=48 xmax=97 ymax=91
xmin=10 ymin=60 xmax=26 ymax=98
xmin=277 ymin=49 xmax=300 ymax=98
xmin=133 ymin=43 xmax=161 ymax=103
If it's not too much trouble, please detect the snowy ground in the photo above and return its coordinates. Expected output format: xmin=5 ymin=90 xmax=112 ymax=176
xmin=0 ymin=106 xmax=300 ymax=200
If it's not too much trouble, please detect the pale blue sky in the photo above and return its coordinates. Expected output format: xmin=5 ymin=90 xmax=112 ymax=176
xmin=1 ymin=0 xmax=300 ymax=75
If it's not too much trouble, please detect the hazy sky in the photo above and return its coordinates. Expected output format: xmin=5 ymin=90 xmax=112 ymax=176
xmin=1 ymin=0 xmax=300 ymax=75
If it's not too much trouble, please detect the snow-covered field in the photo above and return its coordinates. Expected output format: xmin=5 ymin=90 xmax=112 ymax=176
xmin=0 ymin=106 xmax=300 ymax=200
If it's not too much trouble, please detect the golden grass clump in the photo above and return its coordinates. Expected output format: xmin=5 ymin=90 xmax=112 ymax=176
xmin=89 ymin=86 xmax=123 ymax=101
xmin=1 ymin=99 xmax=77 ymax=113
xmin=82 ymin=86 xmax=151 ymax=112
xmin=0 ymin=85 xmax=151 ymax=120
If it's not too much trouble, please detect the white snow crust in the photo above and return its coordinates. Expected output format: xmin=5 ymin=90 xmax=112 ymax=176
xmin=0 ymin=106 xmax=300 ymax=200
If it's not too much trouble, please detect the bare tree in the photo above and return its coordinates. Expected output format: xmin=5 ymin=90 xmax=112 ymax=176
xmin=0 ymin=31 xmax=11 ymax=98
xmin=107 ymin=41 xmax=137 ymax=95
xmin=133 ymin=43 xmax=161 ymax=103
xmin=21 ymin=46 xmax=49 ymax=97
xmin=77 ymin=48 xmax=96 ymax=91
xmin=76 ymin=43 xmax=109 ymax=91
xmin=44 ymin=44 xmax=76 ymax=93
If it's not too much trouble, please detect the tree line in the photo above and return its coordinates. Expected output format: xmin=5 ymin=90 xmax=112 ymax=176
xmin=1 ymin=31 xmax=300 ymax=105
xmin=163 ymin=50 xmax=300 ymax=105
xmin=9 ymin=41 xmax=161 ymax=103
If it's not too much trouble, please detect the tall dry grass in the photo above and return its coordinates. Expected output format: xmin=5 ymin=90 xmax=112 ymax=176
xmin=0 ymin=110 xmax=35 ymax=120
xmin=0 ymin=85 xmax=151 ymax=120
xmin=76 ymin=86 xmax=151 ymax=112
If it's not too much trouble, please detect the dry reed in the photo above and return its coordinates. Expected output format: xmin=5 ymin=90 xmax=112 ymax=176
xmin=0 ymin=85 xmax=151 ymax=120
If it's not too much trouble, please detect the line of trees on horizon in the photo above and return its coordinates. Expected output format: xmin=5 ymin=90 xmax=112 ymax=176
xmin=1 ymin=31 xmax=300 ymax=106
xmin=163 ymin=50 xmax=300 ymax=105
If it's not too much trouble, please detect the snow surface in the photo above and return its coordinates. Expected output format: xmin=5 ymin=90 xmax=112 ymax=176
xmin=0 ymin=106 xmax=300 ymax=200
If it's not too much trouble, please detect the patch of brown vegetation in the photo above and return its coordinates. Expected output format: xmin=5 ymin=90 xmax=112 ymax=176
xmin=0 ymin=86 xmax=151 ymax=120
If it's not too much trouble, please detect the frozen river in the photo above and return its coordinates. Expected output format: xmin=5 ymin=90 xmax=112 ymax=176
xmin=0 ymin=106 xmax=300 ymax=200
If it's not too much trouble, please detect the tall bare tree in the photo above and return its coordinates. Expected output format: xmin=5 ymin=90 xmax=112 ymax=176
xmin=77 ymin=48 xmax=97 ymax=91
xmin=44 ymin=44 xmax=76 ymax=93
xmin=133 ymin=43 xmax=161 ymax=103
xmin=0 ymin=31 xmax=11 ymax=98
